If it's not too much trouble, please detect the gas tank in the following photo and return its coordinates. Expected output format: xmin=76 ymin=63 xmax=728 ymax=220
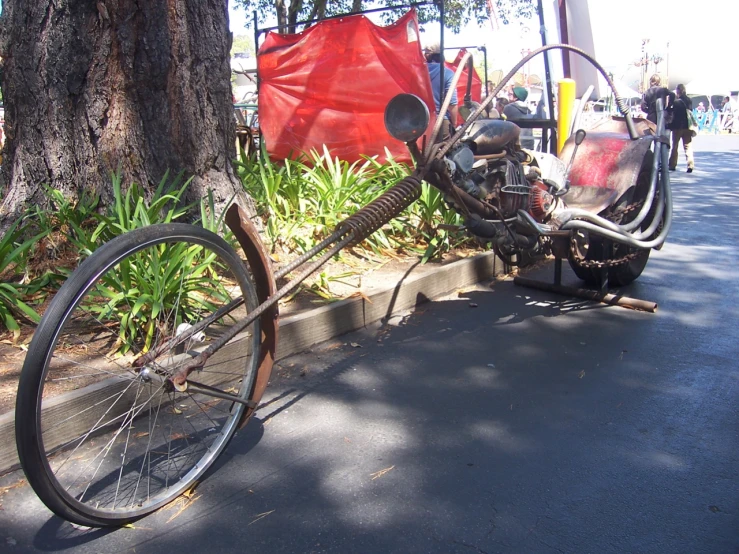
xmin=462 ymin=119 xmax=520 ymax=155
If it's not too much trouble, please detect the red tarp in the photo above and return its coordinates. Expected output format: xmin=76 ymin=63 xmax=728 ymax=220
xmin=446 ymin=49 xmax=483 ymax=126
xmin=257 ymin=10 xmax=436 ymax=164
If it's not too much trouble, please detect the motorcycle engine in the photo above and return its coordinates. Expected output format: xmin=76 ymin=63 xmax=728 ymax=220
xmin=445 ymin=142 xmax=560 ymax=223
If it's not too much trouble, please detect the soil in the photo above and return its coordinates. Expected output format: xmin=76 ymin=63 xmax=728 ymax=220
xmin=0 ymin=246 xmax=490 ymax=417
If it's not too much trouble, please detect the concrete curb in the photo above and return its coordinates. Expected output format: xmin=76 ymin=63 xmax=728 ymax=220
xmin=0 ymin=251 xmax=507 ymax=474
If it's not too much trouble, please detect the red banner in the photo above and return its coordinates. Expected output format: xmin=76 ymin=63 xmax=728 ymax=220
xmin=257 ymin=10 xmax=435 ymax=164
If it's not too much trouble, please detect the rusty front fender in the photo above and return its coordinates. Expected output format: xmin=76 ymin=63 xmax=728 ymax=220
xmin=225 ymin=204 xmax=279 ymax=429
xmin=560 ymin=117 xmax=655 ymax=215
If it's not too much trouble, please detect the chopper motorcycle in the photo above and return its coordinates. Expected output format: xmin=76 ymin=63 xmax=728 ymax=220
xmin=13 ymin=44 xmax=671 ymax=527
xmin=385 ymin=45 xmax=671 ymax=292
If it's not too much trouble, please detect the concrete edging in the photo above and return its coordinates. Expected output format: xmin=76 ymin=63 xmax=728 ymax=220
xmin=0 ymin=251 xmax=506 ymax=474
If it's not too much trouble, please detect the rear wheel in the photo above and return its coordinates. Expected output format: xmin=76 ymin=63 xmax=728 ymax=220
xmin=568 ymin=152 xmax=654 ymax=286
xmin=16 ymin=224 xmax=261 ymax=527
xmin=607 ymin=242 xmax=650 ymax=286
xmin=568 ymin=236 xmax=651 ymax=287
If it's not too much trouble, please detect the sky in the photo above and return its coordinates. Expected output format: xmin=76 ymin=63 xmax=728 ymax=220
xmin=229 ymin=0 xmax=739 ymax=93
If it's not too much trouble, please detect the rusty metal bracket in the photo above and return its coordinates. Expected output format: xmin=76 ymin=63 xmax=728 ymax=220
xmin=513 ymin=258 xmax=658 ymax=313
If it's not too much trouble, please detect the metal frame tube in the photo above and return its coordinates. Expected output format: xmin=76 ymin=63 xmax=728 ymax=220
xmin=425 ymin=51 xmax=473 ymax=154
xmin=255 ymin=2 xmax=434 ymax=35
xmin=437 ymin=43 xmax=641 ymax=162
xmin=559 ymin=99 xmax=672 ymax=247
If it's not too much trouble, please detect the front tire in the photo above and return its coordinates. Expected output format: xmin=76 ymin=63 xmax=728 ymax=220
xmin=16 ymin=224 xmax=261 ymax=527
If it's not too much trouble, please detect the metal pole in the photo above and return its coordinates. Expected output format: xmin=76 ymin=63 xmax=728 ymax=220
xmin=558 ymin=0 xmax=571 ymax=79
xmin=258 ymin=2 xmax=434 ymax=34
xmin=666 ymin=41 xmax=670 ymax=87
xmin=513 ymin=276 xmax=658 ymax=312
xmin=253 ymin=10 xmax=260 ymax=92
xmin=439 ymin=0 xmax=445 ymax=118
xmin=538 ymin=0 xmax=556 ymax=152
xmin=483 ymin=46 xmax=488 ymax=98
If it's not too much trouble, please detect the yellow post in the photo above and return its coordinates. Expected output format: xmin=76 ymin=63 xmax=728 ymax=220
xmin=557 ymin=78 xmax=576 ymax=154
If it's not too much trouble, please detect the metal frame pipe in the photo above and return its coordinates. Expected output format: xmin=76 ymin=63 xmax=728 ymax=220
xmin=562 ymin=140 xmax=672 ymax=249
xmin=425 ymin=51 xmax=473 ymax=156
xmin=437 ymin=43 xmax=641 ymax=162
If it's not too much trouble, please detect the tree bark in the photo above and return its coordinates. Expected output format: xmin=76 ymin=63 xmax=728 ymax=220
xmin=0 ymin=0 xmax=252 ymax=230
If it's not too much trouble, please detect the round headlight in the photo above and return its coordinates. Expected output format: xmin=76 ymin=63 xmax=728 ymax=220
xmin=384 ymin=94 xmax=430 ymax=143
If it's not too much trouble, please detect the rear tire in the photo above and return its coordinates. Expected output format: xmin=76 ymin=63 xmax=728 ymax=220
xmin=568 ymin=151 xmax=654 ymax=287
xmin=16 ymin=224 xmax=261 ymax=527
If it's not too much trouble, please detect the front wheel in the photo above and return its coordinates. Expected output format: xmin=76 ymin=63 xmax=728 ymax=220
xmin=16 ymin=224 xmax=261 ymax=527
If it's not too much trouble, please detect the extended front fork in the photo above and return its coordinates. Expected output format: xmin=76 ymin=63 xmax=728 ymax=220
xmin=138 ymin=168 xmax=426 ymax=417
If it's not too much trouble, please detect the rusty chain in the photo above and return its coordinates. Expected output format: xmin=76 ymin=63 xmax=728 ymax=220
xmin=569 ymin=200 xmax=647 ymax=268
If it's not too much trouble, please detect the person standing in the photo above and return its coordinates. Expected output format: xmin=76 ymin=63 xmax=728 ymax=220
xmin=495 ymin=97 xmax=508 ymax=120
xmin=423 ymin=42 xmax=458 ymax=141
xmin=721 ymin=96 xmax=734 ymax=132
xmin=641 ymin=74 xmax=675 ymax=125
xmin=669 ymin=84 xmax=694 ymax=173
xmin=503 ymin=86 xmax=535 ymax=149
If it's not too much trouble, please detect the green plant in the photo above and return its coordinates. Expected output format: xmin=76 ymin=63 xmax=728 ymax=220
xmin=20 ymin=187 xmax=102 ymax=289
xmin=198 ymin=189 xmax=238 ymax=248
xmin=92 ymin=171 xmax=193 ymax=247
xmin=302 ymin=146 xmax=376 ymax=226
xmin=305 ymin=269 xmax=358 ymax=302
xmin=234 ymin=143 xmax=470 ymax=261
xmin=86 ymin=241 xmax=234 ymax=354
xmin=33 ymin=186 xmax=100 ymax=251
xmin=0 ymin=219 xmax=44 ymax=340
xmin=412 ymin=183 xmax=471 ymax=263
xmin=75 ymin=174 xmax=240 ymax=353
xmin=236 ymin=144 xmax=315 ymax=250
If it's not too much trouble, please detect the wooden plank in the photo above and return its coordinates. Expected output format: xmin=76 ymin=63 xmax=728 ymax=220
xmin=276 ymin=252 xmax=504 ymax=359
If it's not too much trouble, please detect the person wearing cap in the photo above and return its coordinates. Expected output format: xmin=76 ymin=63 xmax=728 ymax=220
xmin=503 ymin=86 xmax=535 ymax=149
xmin=423 ymin=42 xmax=458 ymax=140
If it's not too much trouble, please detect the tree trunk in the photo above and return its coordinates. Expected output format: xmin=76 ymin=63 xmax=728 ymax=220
xmin=0 ymin=0 xmax=252 ymax=230
xmin=287 ymin=0 xmax=303 ymax=33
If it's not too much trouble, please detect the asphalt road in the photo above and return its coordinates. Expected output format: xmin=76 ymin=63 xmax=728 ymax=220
xmin=2 ymin=136 xmax=738 ymax=553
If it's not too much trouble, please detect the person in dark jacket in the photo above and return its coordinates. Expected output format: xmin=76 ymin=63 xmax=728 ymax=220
xmin=496 ymin=97 xmax=509 ymax=120
xmin=503 ymin=86 xmax=535 ymax=148
xmin=641 ymin=74 xmax=675 ymax=125
xmin=669 ymin=83 xmax=694 ymax=172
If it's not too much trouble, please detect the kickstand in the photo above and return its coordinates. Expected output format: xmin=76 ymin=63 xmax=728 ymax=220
xmin=513 ymin=257 xmax=658 ymax=312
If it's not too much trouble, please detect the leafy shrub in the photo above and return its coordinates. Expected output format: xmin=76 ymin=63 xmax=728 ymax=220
xmin=92 ymin=172 xmax=193 ymax=246
xmin=85 ymin=240 xmax=234 ymax=354
xmin=236 ymin=145 xmax=472 ymax=261
xmin=0 ymin=219 xmax=44 ymax=340
xmin=80 ymin=174 xmax=238 ymax=353
xmin=0 ymin=173 xmax=234 ymax=346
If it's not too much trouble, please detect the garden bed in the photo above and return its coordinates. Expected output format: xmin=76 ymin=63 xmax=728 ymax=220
xmin=0 ymin=246 xmax=481 ymax=416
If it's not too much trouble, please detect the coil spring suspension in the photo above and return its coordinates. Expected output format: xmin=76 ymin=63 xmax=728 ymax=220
xmin=338 ymin=175 xmax=423 ymax=246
